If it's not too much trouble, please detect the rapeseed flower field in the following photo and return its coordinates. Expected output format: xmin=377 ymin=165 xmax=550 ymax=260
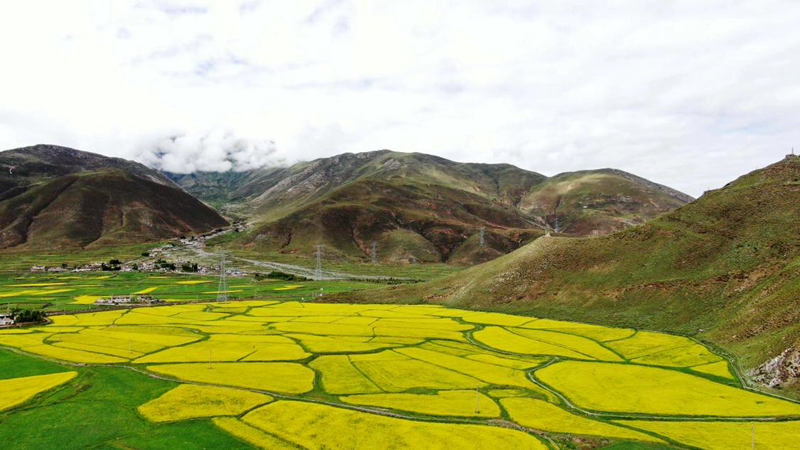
xmin=1 ymin=294 xmax=799 ymax=448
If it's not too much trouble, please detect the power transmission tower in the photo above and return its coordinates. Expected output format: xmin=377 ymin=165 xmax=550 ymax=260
xmin=314 ymin=245 xmax=323 ymax=280
xmin=479 ymin=227 xmax=485 ymax=246
xmin=216 ymin=252 xmax=228 ymax=303
xmin=371 ymin=241 xmax=378 ymax=264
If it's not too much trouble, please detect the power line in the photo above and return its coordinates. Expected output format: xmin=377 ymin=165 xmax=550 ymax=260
xmin=479 ymin=227 xmax=485 ymax=246
xmin=371 ymin=241 xmax=378 ymax=264
xmin=216 ymin=251 xmax=228 ymax=303
xmin=314 ymin=245 xmax=323 ymax=280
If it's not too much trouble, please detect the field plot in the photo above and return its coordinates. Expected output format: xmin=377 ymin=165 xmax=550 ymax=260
xmin=0 ymin=371 xmax=77 ymax=411
xmin=138 ymin=384 xmax=273 ymax=422
xmin=2 ymin=300 xmax=800 ymax=449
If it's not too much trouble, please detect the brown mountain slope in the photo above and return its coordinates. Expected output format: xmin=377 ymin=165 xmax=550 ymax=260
xmin=0 ymin=146 xmax=228 ymax=249
xmin=172 ymin=150 xmax=691 ymax=264
xmin=338 ymin=155 xmax=800 ymax=394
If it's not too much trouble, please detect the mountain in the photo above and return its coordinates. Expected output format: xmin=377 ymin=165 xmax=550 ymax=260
xmin=354 ymin=155 xmax=800 ymax=393
xmin=169 ymin=150 xmax=691 ymax=264
xmin=0 ymin=145 xmax=228 ymax=249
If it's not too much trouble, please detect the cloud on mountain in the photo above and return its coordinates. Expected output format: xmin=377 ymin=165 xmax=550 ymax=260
xmin=134 ymin=130 xmax=281 ymax=173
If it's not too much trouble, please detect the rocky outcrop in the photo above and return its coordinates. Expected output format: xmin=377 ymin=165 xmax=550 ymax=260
xmin=749 ymin=347 xmax=800 ymax=388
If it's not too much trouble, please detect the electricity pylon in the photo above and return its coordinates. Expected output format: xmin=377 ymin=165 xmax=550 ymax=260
xmin=216 ymin=251 xmax=228 ymax=303
xmin=314 ymin=245 xmax=323 ymax=280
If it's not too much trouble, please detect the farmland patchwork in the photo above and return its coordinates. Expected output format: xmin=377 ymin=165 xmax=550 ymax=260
xmin=2 ymin=297 xmax=800 ymax=448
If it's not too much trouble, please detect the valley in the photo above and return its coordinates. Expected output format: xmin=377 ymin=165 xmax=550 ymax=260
xmin=0 ymin=145 xmax=798 ymax=449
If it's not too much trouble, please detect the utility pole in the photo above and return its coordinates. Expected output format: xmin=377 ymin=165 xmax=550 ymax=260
xmin=371 ymin=241 xmax=378 ymax=264
xmin=315 ymin=245 xmax=323 ymax=280
xmin=479 ymin=227 xmax=485 ymax=247
xmin=216 ymin=252 xmax=228 ymax=303
xmin=475 ymin=388 xmax=481 ymax=414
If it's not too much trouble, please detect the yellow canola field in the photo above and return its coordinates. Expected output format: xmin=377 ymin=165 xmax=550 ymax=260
xmin=536 ymin=361 xmax=800 ymax=417
xmin=136 ymin=334 xmax=309 ymax=363
xmin=273 ymin=284 xmax=303 ymax=291
xmin=458 ymin=311 xmax=533 ymax=326
xmin=25 ymin=344 xmax=128 ymax=363
xmin=287 ymin=333 xmax=417 ymax=353
xmin=341 ymin=390 xmax=501 ymax=418
xmin=690 ymin=360 xmax=735 ymax=379
xmin=394 ymin=347 xmax=533 ymax=387
xmin=473 ymin=326 xmax=594 ymax=359
xmin=72 ymin=295 xmax=102 ymax=304
xmin=51 ymin=310 xmax=124 ymax=326
xmin=372 ymin=317 xmax=474 ymax=331
xmin=309 ymin=355 xmax=382 ymax=394
xmin=212 ymin=417 xmax=304 ymax=449
xmin=501 ymin=397 xmax=662 ymax=443
xmin=606 ymin=331 xmax=722 ymax=367
xmin=176 ymin=280 xmax=213 ymax=285
xmin=269 ymin=321 xmax=375 ymax=336
xmin=133 ymin=287 xmax=158 ymax=294
xmin=615 ymin=420 xmax=800 ymax=450
xmin=84 ymin=326 xmax=202 ymax=347
xmin=519 ymin=318 xmax=635 ymax=342
xmin=509 ymin=328 xmax=623 ymax=361
xmin=349 ymin=350 xmax=485 ymax=392
xmin=146 ymin=362 xmax=315 ymax=394
xmin=242 ymin=401 xmax=546 ymax=449
xmin=0 ymin=371 xmax=77 ymax=411
xmin=138 ymin=384 xmax=273 ymax=422
xmin=49 ymin=331 xmax=165 ymax=355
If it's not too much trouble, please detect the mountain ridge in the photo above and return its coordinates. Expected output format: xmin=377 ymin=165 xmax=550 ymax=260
xmin=168 ymin=149 xmax=692 ymax=264
xmin=0 ymin=145 xmax=228 ymax=250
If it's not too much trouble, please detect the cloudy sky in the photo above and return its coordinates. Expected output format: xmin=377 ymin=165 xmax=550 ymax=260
xmin=0 ymin=1 xmax=798 ymax=197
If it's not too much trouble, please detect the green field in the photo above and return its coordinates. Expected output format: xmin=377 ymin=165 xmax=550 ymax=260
xmin=1 ymin=290 xmax=799 ymax=449
xmin=0 ymin=271 xmax=379 ymax=312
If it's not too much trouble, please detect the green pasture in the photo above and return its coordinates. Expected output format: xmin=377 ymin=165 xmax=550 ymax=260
xmin=0 ymin=271 xmax=380 ymax=313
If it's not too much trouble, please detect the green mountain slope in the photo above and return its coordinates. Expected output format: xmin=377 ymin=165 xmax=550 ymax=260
xmin=0 ymin=145 xmax=228 ymax=249
xmin=349 ymin=156 xmax=800 ymax=393
xmin=170 ymin=150 xmax=690 ymax=264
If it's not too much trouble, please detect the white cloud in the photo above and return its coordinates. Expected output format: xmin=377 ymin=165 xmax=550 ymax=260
xmin=133 ymin=129 xmax=280 ymax=173
xmin=0 ymin=0 xmax=798 ymax=195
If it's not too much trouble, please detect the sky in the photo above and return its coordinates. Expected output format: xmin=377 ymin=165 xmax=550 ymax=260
xmin=0 ymin=1 xmax=798 ymax=197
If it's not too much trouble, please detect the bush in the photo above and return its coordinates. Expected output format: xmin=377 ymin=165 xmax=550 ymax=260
xmin=255 ymin=271 xmax=308 ymax=282
xmin=11 ymin=308 xmax=46 ymax=324
xmin=181 ymin=262 xmax=199 ymax=272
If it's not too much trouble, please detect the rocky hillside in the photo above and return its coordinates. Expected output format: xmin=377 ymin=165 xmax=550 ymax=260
xmin=170 ymin=150 xmax=691 ymax=264
xmin=348 ymin=156 xmax=800 ymax=394
xmin=0 ymin=145 xmax=228 ymax=249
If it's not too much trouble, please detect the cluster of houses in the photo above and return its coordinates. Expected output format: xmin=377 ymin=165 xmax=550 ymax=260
xmin=94 ymin=294 xmax=164 ymax=306
xmin=0 ymin=313 xmax=14 ymax=326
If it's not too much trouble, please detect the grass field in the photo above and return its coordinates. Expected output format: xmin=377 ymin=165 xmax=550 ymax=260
xmin=1 ymin=296 xmax=799 ymax=448
xmin=0 ymin=271 xmax=379 ymax=312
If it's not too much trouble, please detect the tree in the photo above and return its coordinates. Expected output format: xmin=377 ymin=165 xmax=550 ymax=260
xmin=11 ymin=308 xmax=46 ymax=324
